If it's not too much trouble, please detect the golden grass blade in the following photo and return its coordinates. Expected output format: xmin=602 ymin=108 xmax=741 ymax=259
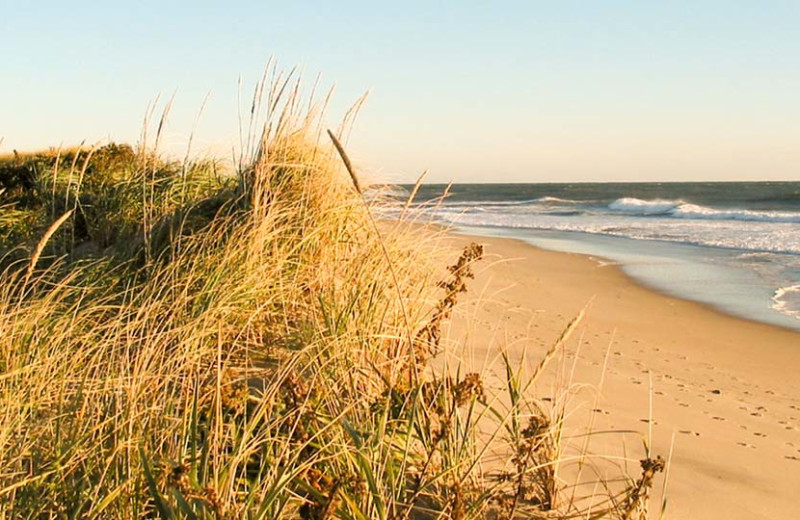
xmin=327 ymin=129 xmax=362 ymax=194
xmin=51 ymin=144 xmax=63 ymax=218
xmin=530 ymin=306 xmax=586 ymax=383
xmin=338 ymin=91 xmax=369 ymax=144
xmin=64 ymin=141 xmax=85 ymax=207
xmin=401 ymin=169 xmax=428 ymax=218
xmin=182 ymin=90 xmax=212 ymax=178
xmin=658 ymin=431 xmax=676 ymax=519
xmin=25 ymin=209 xmax=73 ymax=283
xmin=154 ymin=92 xmax=176 ymax=151
xmin=432 ymin=181 xmax=453 ymax=213
xmin=0 ymin=470 xmax=58 ymax=498
xmin=326 ymin=128 xmax=421 ymax=381
xmin=648 ymin=369 xmax=654 ymax=458
xmin=72 ymin=146 xmax=97 ymax=206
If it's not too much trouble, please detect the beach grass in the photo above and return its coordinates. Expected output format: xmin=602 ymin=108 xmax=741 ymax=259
xmin=0 ymin=73 xmax=663 ymax=519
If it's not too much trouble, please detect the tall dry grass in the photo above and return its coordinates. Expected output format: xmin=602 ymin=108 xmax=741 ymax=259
xmin=0 ymin=69 xmax=663 ymax=519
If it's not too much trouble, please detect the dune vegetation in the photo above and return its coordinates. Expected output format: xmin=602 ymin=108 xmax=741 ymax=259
xmin=0 ymin=72 xmax=663 ymax=519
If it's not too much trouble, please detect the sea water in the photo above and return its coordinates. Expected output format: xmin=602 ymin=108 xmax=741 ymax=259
xmin=390 ymin=182 xmax=800 ymax=332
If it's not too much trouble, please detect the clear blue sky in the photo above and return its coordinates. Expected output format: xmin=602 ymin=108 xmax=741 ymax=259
xmin=2 ymin=1 xmax=799 ymax=182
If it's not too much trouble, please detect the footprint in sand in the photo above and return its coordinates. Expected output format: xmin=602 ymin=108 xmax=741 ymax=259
xmin=737 ymin=442 xmax=756 ymax=448
xmin=753 ymin=432 xmax=767 ymax=438
xmin=785 ymin=456 xmax=800 ymax=461
xmin=679 ymin=430 xmax=700 ymax=436
xmin=712 ymin=416 xmax=726 ymax=421
xmin=678 ymin=402 xmax=689 ymax=407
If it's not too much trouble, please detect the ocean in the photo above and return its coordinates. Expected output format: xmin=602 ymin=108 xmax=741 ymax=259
xmin=391 ymin=182 xmax=800 ymax=332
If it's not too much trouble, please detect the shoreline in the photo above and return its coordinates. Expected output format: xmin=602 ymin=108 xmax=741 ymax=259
xmin=452 ymin=225 xmax=800 ymax=334
xmin=441 ymin=231 xmax=800 ymax=520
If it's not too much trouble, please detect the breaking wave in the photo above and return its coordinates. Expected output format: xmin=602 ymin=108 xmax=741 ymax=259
xmin=608 ymin=197 xmax=800 ymax=223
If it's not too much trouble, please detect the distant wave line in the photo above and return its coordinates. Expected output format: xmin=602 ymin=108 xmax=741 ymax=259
xmin=432 ymin=196 xmax=800 ymax=223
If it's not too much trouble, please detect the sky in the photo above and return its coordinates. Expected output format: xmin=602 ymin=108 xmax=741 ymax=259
xmin=2 ymin=1 xmax=800 ymax=183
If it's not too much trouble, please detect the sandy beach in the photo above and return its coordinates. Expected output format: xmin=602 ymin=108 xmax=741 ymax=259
xmin=441 ymin=232 xmax=800 ymax=520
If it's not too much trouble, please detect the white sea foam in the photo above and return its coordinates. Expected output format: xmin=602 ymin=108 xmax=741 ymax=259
xmin=431 ymin=208 xmax=800 ymax=255
xmin=437 ymin=196 xmax=800 ymax=223
xmin=772 ymin=285 xmax=800 ymax=319
xmin=737 ymin=252 xmax=775 ymax=260
xmin=672 ymin=203 xmax=800 ymax=223
xmin=534 ymin=196 xmax=585 ymax=204
xmin=440 ymin=196 xmax=594 ymax=210
xmin=440 ymin=199 xmax=541 ymax=209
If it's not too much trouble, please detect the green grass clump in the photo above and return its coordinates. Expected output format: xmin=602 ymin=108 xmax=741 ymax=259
xmin=1 ymin=141 xmax=228 ymax=266
xmin=0 ymin=72 xmax=663 ymax=519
